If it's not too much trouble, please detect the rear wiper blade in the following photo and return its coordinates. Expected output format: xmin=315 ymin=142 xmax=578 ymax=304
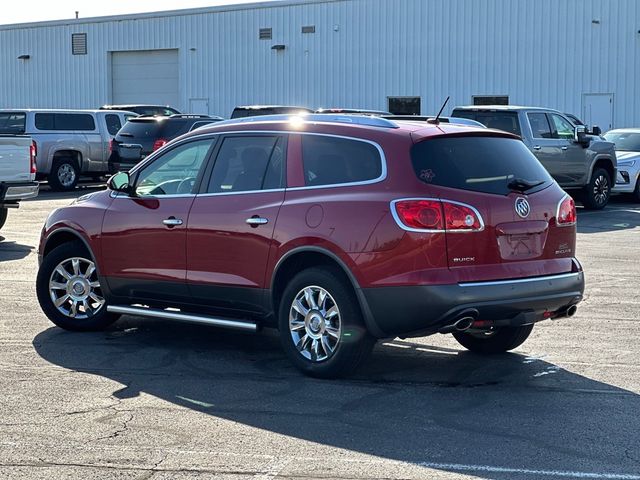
xmin=507 ymin=178 xmax=545 ymax=192
xmin=118 ymin=133 xmax=134 ymax=137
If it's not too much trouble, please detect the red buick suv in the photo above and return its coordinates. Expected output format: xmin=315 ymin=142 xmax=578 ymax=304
xmin=36 ymin=114 xmax=584 ymax=378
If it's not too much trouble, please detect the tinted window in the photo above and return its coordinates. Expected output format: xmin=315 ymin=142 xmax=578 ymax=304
xmin=105 ymin=114 xmax=122 ymax=136
xmin=388 ymin=97 xmax=421 ymax=115
xmin=117 ymin=119 xmax=163 ymax=139
xmin=527 ymin=113 xmax=553 ymax=139
xmin=35 ymin=113 xmax=95 ymax=131
xmin=452 ymin=110 xmax=522 ymax=136
xmin=301 ymin=135 xmax=382 ymax=187
xmin=135 ymin=139 xmax=214 ymax=196
xmin=411 ymin=136 xmax=552 ymax=196
xmin=0 ymin=112 xmax=26 ymax=134
xmin=473 ymin=95 xmax=509 ymax=106
xmin=207 ymin=136 xmax=284 ymax=193
xmin=604 ymin=132 xmax=640 ymax=152
xmin=549 ymin=114 xmax=575 ymax=140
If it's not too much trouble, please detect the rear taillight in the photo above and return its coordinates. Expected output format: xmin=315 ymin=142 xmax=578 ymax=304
xmin=556 ymin=195 xmax=576 ymax=226
xmin=108 ymin=139 xmax=113 ymax=154
xmin=392 ymin=199 xmax=483 ymax=232
xmin=30 ymin=140 xmax=37 ymax=174
xmin=153 ymin=138 xmax=168 ymax=151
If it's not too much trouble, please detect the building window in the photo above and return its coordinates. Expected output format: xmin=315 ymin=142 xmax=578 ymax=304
xmin=259 ymin=28 xmax=272 ymax=40
xmin=473 ymin=95 xmax=509 ymax=106
xmin=388 ymin=97 xmax=421 ymax=115
xmin=71 ymin=33 xmax=87 ymax=55
xmin=302 ymin=25 xmax=316 ymax=34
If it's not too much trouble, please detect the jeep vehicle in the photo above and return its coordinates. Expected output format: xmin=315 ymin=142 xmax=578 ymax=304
xmin=451 ymin=106 xmax=617 ymax=209
xmin=109 ymin=114 xmax=223 ymax=172
xmin=36 ymin=114 xmax=584 ymax=378
xmin=0 ymin=109 xmax=137 ymax=191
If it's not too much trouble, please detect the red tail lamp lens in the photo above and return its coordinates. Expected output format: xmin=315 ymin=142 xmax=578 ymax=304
xmin=153 ymin=139 xmax=168 ymax=151
xmin=557 ymin=196 xmax=577 ymax=226
xmin=394 ymin=200 xmax=444 ymax=230
xmin=30 ymin=141 xmax=37 ymax=174
xmin=443 ymin=202 xmax=482 ymax=230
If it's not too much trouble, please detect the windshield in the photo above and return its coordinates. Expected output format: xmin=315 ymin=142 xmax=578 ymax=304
xmin=411 ymin=135 xmax=552 ymax=195
xmin=604 ymin=132 xmax=640 ymax=152
xmin=0 ymin=112 xmax=26 ymax=134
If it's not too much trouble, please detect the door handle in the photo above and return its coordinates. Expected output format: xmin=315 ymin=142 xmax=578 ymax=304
xmin=246 ymin=216 xmax=269 ymax=227
xmin=561 ymin=146 xmax=568 ymax=150
xmin=163 ymin=217 xmax=183 ymax=227
xmin=533 ymin=145 xmax=542 ymax=151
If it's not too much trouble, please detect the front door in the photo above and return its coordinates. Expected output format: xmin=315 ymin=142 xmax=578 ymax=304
xmin=526 ymin=112 xmax=572 ymax=185
xmin=101 ymin=138 xmax=216 ymax=304
xmin=548 ymin=113 xmax=586 ymax=185
xmin=186 ymin=133 xmax=287 ymax=315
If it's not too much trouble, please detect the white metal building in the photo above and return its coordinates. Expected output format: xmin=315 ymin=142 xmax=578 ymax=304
xmin=1 ymin=0 xmax=639 ymax=129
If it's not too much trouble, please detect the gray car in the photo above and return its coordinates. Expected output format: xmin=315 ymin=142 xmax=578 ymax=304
xmin=0 ymin=109 xmax=137 ymax=190
xmin=604 ymin=129 xmax=640 ymax=201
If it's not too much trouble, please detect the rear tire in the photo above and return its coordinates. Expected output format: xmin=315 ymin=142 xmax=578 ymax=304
xmin=633 ymin=178 xmax=640 ymax=203
xmin=452 ymin=324 xmax=534 ymax=354
xmin=0 ymin=207 xmax=7 ymax=231
xmin=278 ymin=267 xmax=375 ymax=378
xmin=49 ymin=157 xmax=79 ymax=191
xmin=582 ymin=168 xmax=611 ymax=210
xmin=36 ymin=241 xmax=119 ymax=331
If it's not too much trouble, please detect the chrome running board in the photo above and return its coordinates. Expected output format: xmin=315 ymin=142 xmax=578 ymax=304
xmin=107 ymin=305 xmax=258 ymax=332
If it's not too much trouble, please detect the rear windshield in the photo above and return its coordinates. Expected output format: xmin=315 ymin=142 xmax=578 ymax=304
xmin=411 ymin=136 xmax=552 ymax=196
xmin=451 ymin=110 xmax=521 ymax=137
xmin=0 ymin=112 xmax=26 ymax=134
xmin=118 ymin=119 xmax=184 ymax=139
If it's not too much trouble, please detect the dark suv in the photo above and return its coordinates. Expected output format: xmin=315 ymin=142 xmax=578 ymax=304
xmin=100 ymin=105 xmax=181 ymax=116
xmin=109 ymin=114 xmax=223 ymax=172
xmin=36 ymin=115 xmax=584 ymax=378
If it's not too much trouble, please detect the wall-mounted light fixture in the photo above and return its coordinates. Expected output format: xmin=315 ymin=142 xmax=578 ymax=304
xmin=271 ymin=44 xmax=286 ymax=51
xmin=592 ymin=19 xmax=601 ymax=24
xmin=17 ymin=54 xmax=30 ymax=60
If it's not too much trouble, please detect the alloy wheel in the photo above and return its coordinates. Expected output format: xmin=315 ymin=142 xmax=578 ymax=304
xmin=593 ymin=174 xmax=610 ymax=207
xmin=57 ymin=163 xmax=77 ymax=188
xmin=49 ymin=257 xmax=105 ymax=319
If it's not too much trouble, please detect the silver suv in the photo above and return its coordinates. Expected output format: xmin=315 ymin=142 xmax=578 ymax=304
xmin=0 ymin=109 xmax=137 ymax=190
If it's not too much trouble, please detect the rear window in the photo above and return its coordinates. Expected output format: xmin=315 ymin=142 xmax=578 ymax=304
xmin=118 ymin=119 xmax=165 ymax=138
xmin=451 ymin=110 xmax=521 ymax=137
xmin=301 ymin=135 xmax=382 ymax=187
xmin=411 ymin=136 xmax=552 ymax=196
xmin=35 ymin=113 xmax=95 ymax=131
xmin=0 ymin=112 xmax=26 ymax=134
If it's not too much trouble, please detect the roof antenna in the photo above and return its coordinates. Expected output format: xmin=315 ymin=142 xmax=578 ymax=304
xmin=428 ymin=96 xmax=450 ymax=125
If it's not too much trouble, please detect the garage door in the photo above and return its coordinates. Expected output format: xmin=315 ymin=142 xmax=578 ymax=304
xmin=111 ymin=49 xmax=179 ymax=108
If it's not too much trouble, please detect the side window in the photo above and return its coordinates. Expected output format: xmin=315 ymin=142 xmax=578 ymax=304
xmin=528 ymin=113 xmax=553 ymax=139
xmin=35 ymin=113 xmax=55 ymax=130
xmin=105 ymin=114 xmax=122 ymax=136
xmin=134 ymin=139 xmax=214 ymax=196
xmin=55 ymin=114 xmax=96 ymax=131
xmin=207 ymin=136 xmax=284 ymax=193
xmin=301 ymin=135 xmax=382 ymax=187
xmin=550 ymin=114 xmax=575 ymax=140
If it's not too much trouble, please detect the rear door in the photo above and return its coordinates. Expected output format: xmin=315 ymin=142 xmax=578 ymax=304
xmin=410 ymin=135 xmax=574 ymax=282
xmin=185 ymin=133 xmax=287 ymax=315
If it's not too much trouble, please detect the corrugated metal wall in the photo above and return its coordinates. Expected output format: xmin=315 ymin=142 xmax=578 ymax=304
xmin=1 ymin=0 xmax=638 ymax=127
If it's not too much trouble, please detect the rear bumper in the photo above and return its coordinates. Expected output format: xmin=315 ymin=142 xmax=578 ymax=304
xmin=361 ymin=271 xmax=585 ymax=338
xmin=0 ymin=181 xmax=39 ymax=204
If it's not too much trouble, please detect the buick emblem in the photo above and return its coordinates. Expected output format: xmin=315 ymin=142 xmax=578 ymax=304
xmin=515 ymin=197 xmax=531 ymax=218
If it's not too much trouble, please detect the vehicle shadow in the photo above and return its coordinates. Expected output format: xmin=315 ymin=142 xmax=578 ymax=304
xmin=577 ymin=200 xmax=640 ymax=234
xmin=32 ymin=319 xmax=640 ymax=479
xmin=26 ymin=182 xmax=106 ymax=202
xmin=0 ymin=237 xmax=34 ymax=261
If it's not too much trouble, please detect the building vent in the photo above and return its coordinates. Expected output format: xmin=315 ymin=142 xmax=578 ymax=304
xmin=302 ymin=25 xmax=316 ymax=34
xmin=71 ymin=33 xmax=87 ymax=55
xmin=259 ymin=28 xmax=272 ymax=40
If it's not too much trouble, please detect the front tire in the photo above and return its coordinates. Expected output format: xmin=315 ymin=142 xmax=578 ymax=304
xmin=582 ymin=168 xmax=611 ymax=210
xmin=0 ymin=207 xmax=7 ymax=231
xmin=49 ymin=157 xmax=79 ymax=191
xmin=452 ymin=324 xmax=534 ymax=354
xmin=278 ymin=267 xmax=374 ymax=378
xmin=36 ymin=241 xmax=118 ymax=331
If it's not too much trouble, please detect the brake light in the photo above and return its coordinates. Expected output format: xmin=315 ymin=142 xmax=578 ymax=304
xmin=153 ymin=139 xmax=168 ymax=151
xmin=392 ymin=199 xmax=483 ymax=232
xmin=393 ymin=200 xmax=443 ymax=230
xmin=556 ymin=195 xmax=576 ymax=226
xmin=108 ymin=139 xmax=113 ymax=154
xmin=30 ymin=140 xmax=37 ymax=174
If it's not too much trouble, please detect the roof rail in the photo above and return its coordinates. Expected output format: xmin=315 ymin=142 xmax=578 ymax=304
xmin=214 ymin=114 xmax=399 ymax=129
xmin=169 ymin=114 xmax=212 ymax=119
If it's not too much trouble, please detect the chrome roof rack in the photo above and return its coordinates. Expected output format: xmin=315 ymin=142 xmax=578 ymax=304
xmin=214 ymin=114 xmax=399 ymax=129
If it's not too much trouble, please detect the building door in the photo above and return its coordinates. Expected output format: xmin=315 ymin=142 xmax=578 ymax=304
xmin=582 ymin=94 xmax=613 ymax=131
xmin=111 ymin=49 xmax=180 ymax=109
xmin=189 ymin=98 xmax=209 ymax=115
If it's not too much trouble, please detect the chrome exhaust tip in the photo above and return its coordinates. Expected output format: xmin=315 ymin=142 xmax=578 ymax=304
xmin=454 ymin=316 xmax=475 ymax=331
xmin=566 ymin=305 xmax=577 ymax=317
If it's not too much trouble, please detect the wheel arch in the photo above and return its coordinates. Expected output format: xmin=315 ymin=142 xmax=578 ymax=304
xmin=589 ymin=155 xmax=615 ymax=183
xmin=42 ymin=227 xmax=97 ymax=266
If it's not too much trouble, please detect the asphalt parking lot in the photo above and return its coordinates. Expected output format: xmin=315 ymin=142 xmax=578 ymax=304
xmin=0 ymin=185 xmax=639 ymax=480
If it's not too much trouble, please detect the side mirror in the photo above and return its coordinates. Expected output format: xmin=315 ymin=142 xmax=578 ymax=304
xmin=574 ymin=125 xmax=588 ymax=146
xmin=591 ymin=125 xmax=602 ymax=136
xmin=107 ymin=171 xmax=131 ymax=193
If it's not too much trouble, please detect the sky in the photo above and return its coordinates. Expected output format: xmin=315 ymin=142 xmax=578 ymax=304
xmin=1 ymin=0 xmax=276 ymax=25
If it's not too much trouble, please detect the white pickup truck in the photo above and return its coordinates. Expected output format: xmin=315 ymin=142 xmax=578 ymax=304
xmin=0 ymin=135 xmax=39 ymax=231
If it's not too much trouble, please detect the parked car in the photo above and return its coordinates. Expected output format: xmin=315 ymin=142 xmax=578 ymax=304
xmin=0 ymin=114 xmax=39 ymax=229
xmin=603 ymin=128 xmax=640 ymax=201
xmin=100 ymin=104 xmax=180 ymax=116
xmin=36 ymin=114 xmax=584 ymax=378
xmin=452 ymin=105 xmax=617 ymax=209
xmin=383 ymin=115 xmax=487 ymax=128
xmin=231 ymin=105 xmax=314 ymax=118
xmin=316 ymin=108 xmax=392 ymax=115
xmin=109 ymin=114 xmax=223 ymax=172
xmin=0 ymin=109 xmax=137 ymax=191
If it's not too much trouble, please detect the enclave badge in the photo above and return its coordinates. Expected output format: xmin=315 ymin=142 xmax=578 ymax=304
xmin=515 ymin=197 xmax=531 ymax=218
